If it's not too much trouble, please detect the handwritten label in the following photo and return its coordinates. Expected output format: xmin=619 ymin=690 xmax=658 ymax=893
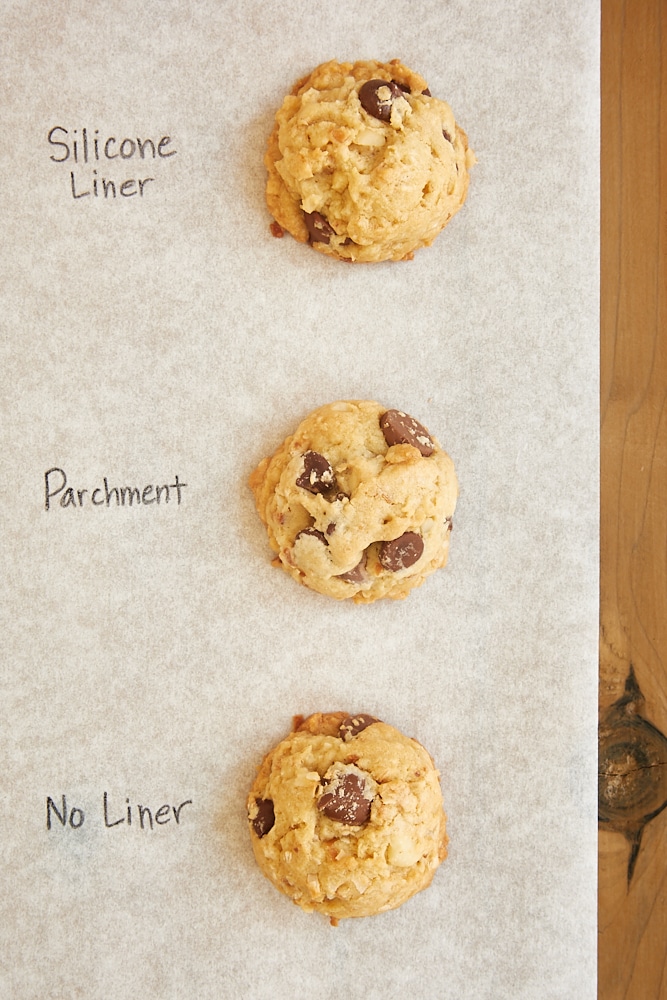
xmin=47 ymin=126 xmax=177 ymax=201
xmin=46 ymin=793 xmax=193 ymax=832
xmin=44 ymin=468 xmax=188 ymax=510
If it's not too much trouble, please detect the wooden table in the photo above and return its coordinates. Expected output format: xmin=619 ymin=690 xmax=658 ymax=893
xmin=599 ymin=1 xmax=667 ymax=996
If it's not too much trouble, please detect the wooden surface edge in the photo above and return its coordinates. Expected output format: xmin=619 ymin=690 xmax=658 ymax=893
xmin=599 ymin=1 xmax=667 ymax=998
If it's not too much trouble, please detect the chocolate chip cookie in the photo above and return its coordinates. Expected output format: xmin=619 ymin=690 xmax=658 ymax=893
xmin=249 ymin=400 xmax=458 ymax=603
xmin=265 ymin=59 xmax=475 ymax=262
xmin=247 ymin=712 xmax=448 ymax=921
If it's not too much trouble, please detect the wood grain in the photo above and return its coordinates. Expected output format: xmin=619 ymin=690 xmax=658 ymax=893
xmin=600 ymin=0 xmax=667 ymax=997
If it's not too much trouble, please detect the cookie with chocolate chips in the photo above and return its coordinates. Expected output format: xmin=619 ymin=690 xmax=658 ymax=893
xmin=247 ymin=712 xmax=448 ymax=921
xmin=265 ymin=58 xmax=475 ymax=262
xmin=248 ymin=400 xmax=458 ymax=603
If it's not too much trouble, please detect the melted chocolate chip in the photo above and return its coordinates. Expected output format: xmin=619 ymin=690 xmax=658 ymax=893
xmin=296 ymin=451 xmax=335 ymax=494
xmin=251 ymin=798 xmax=275 ymax=838
xmin=336 ymin=555 xmax=367 ymax=584
xmin=295 ymin=527 xmax=328 ymax=546
xmin=442 ymin=128 xmax=453 ymax=143
xmin=358 ymin=78 xmax=404 ymax=122
xmin=304 ymin=211 xmax=335 ymax=244
xmin=318 ymin=772 xmax=372 ymax=825
xmin=379 ymin=532 xmax=424 ymax=571
xmin=339 ymin=714 xmax=380 ymax=740
xmin=379 ymin=409 xmax=435 ymax=456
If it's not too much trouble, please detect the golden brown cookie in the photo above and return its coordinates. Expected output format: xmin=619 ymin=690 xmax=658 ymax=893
xmin=249 ymin=400 xmax=458 ymax=603
xmin=247 ymin=712 xmax=448 ymax=921
xmin=265 ymin=58 xmax=475 ymax=262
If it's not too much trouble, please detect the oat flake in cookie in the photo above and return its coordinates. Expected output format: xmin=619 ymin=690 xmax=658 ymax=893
xmin=265 ymin=58 xmax=475 ymax=263
xmin=248 ymin=400 xmax=458 ymax=603
xmin=247 ymin=712 xmax=448 ymax=922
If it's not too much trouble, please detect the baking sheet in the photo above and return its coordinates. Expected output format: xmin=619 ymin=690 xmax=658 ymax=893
xmin=0 ymin=2 xmax=599 ymax=997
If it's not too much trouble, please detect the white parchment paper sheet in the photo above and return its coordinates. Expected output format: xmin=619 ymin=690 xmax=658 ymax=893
xmin=0 ymin=2 xmax=599 ymax=997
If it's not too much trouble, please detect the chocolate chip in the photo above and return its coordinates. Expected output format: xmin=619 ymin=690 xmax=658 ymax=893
xmin=422 ymin=87 xmax=432 ymax=96
xmin=251 ymin=798 xmax=275 ymax=838
xmin=318 ymin=771 xmax=372 ymax=825
xmin=296 ymin=451 xmax=335 ymax=494
xmin=442 ymin=128 xmax=452 ymax=143
xmin=304 ymin=211 xmax=335 ymax=244
xmin=379 ymin=409 xmax=435 ymax=456
xmin=379 ymin=532 xmax=424 ymax=571
xmin=336 ymin=555 xmax=366 ymax=584
xmin=326 ymin=522 xmax=336 ymax=535
xmin=392 ymin=78 xmax=410 ymax=93
xmin=358 ymin=78 xmax=404 ymax=122
xmin=339 ymin=714 xmax=380 ymax=740
xmin=295 ymin=527 xmax=328 ymax=545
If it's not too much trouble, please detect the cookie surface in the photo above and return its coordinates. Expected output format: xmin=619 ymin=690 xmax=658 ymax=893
xmin=247 ymin=712 xmax=448 ymax=921
xmin=249 ymin=400 xmax=458 ymax=603
xmin=265 ymin=59 xmax=475 ymax=262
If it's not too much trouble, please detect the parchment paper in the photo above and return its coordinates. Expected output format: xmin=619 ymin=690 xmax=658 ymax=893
xmin=0 ymin=2 xmax=599 ymax=997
